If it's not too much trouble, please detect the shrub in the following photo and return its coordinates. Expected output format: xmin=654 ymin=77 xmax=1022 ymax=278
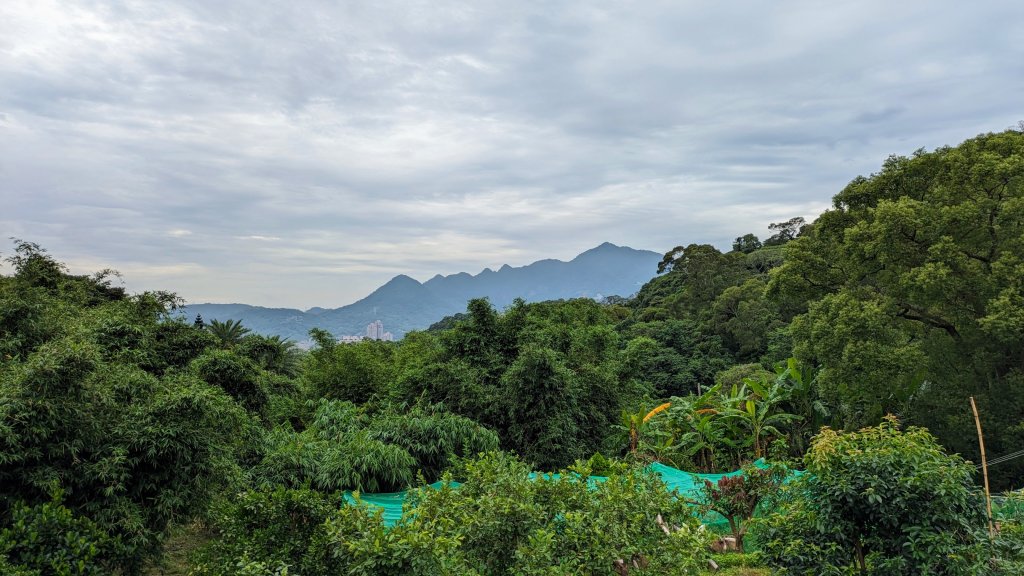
xmin=192 ymin=487 xmax=337 ymax=576
xmin=191 ymin=350 xmax=269 ymax=415
xmin=304 ymin=501 xmax=463 ymax=576
xmin=0 ymin=340 xmax=248 ymax=574
xmin=252 ymin=400 xmax=498 ymax=493
xmin=993 ymin=491 xmax=1024 ymax=574
xmin=697 ymin=463 xmax=786 ymax=552
xmin=755 ymin=416 xmax=988 ymax=575
xmin=0 ymin=497 xmax=124 ymax=576
xmin=205 ymin=452 xmax=715 ymax=575
xmin=404 ymin=452 xmax=715 ymax=574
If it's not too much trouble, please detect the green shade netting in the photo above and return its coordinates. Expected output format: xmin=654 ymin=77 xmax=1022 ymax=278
xmin=343 ymin=459 xmax=800 ymax=529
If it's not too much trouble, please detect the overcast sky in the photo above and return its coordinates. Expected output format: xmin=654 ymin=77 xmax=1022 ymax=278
xmin=2 ymin=1 xmax=1022 ymax=309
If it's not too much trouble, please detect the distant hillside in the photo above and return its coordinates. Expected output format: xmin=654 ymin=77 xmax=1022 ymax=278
xmin=180 ymin=242 xmax=660 ymax=344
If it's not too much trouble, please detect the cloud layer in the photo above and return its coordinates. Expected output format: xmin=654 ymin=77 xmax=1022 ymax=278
xmin=3 ymin=1 xmax=1022 ymax=307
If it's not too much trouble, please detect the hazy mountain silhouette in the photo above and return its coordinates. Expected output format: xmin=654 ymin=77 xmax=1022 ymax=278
xmin=181 ymin=243 xmax=660 ymax=344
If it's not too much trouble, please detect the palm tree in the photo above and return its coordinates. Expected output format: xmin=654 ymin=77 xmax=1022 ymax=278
xmin=244 ymin=334 xmax=302 ymax=377
xmin=206 ymin=318 xmax=251 ymax=348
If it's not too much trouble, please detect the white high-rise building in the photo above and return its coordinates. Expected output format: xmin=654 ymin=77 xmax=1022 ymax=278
xmin=367 ymin=320 xmax=385 ymax=340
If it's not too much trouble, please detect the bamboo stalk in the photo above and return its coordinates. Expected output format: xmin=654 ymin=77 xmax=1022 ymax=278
xmin=969 ymin=396 xmax=994 ymax=538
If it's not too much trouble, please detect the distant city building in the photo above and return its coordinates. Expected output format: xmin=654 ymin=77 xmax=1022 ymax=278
xmin=338 ymin=320 xmax=392 ymax=343
xmin=367 ymin=320 xmax=384 ymax=340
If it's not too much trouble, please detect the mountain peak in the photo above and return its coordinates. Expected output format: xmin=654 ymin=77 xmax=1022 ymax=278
xmin=360 ymin=274 xmax=425 ymax=301
xmin=579 ymin=242 xmax=623 ymax=255
xmin=382 ymin=274 xmax=422 ymax=287
xmin=572 ymin=242 xmax=632 ymax=261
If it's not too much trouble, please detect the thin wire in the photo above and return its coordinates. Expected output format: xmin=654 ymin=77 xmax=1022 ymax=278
xmin=988 ymin=448 xmax=1024 ymax=465
xmin=980 ymin=448 xmax=1024 ymax=468
xmin=987 ymin=447 xmax=1024 ymax=462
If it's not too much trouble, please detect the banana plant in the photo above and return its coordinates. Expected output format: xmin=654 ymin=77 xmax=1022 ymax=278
xmin=620 ymin=402 xmax=672 ymax=455
xmin=677 ymin=411 xmax=732 ymax=471
xmin=723 ymin=376 xmax=800 ymax=459
xmin=775 ymin=357 xmax=830 ymax=454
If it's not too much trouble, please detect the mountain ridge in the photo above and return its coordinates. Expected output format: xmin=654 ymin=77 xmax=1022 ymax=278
xmin=181 ymin=243 xmax=660 ymax=344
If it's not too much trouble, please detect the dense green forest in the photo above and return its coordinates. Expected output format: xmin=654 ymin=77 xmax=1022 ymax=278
xmin=2 ymin=128 xmax=1023 ymax=574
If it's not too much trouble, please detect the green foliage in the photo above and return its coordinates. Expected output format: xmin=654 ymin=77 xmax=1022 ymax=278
xmin=0 ymin=241 xmax=129 ymax=362
xmin=635 ymin=366 xmax=802 ymax=471
xmin=0 ymin=339 xmax=248 ymax=573
xmin=397 ymin=298 xmax=644 ymax=471
xmin=192 ymin=486 xmax=336 ymax=576
xmin=500 ymin=345 xmax=583 ymax=469
xmin=0 ymin=497 xmax=125 ymax=576
xmin=197 ymin=452 xmax=716 ymax=575
xmin=205 ymin=318 xmax=252 ymax=348
xmin=715 ymin=364 xmax=774 ymax=390
xmin=191 ymin=349 xmax=269 ymax=415
xmin=304 ymin=499 xmax=464 ymax=576
xmin=771 ymin=358 xmax=830 ymax=456
xmin=732 ymin=234 xmax=763 ymax=254
xmin=7 ymin=127 xmax=1024 ymax=574
xmin=304 ymin=331 xmax=396 ymax=403
xmin=770 ymin=128 xmax=1024 ymax=488
xmin=411 ymin=452 xmax=714 ymax=574
xmin=722 ymin=376 xmax=800 ymax=459
xmin=710 ymin=279 xmax=784 ymax=361
xmin=236 ymin=334 xmax=302 ymax=378
xmin=646 ymin=244 xmax=750 ymax=319
xmin=993 ymin=491 xmax=1024 ymax=573
xmin=622 ymin=320 xmax=731 ymax=397
xmin=756 ymin=417 xmax=988 ymax=575
xmin=365 ymin=404 xmax=500 ymax=481
xmin=763 ymin=217 xmax=806 ymax=247
xmin=148 ymin=319 xmax=219 ymax=374
xmin=0 ymin=244 xmax=253 ymax=574
xmin=252 ymin=399 xmax=498 ymax=493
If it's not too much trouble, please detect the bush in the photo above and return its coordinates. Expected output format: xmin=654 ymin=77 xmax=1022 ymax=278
xmin=191 ymin=350 xmax=269 ymax=415
xmin=0 ymin=498 xmax=124 ymax=576
xmin=304 ymin=501 xmax=464 ymax=576
xmin=697 ymin=463 xmax=786 ymax=552
xmin=192 ymin=487 xmax=337 ymax=576
xmin=204 ymin=452 xmax=715 ymax=575
xmin=993 ymin=491 xmax=1024 ymax=574
xmin=403 ymin=452 xmax=715 ymax=574
xmin=755 ymin=416 xmax=988 ymax=575
xmin=0 ymin=340 xmax=248 ymax=574
xmin=251 ymin=400 xmax=498 ymax=493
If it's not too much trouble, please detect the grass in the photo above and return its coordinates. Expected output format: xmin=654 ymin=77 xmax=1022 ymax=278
xmin=144 ymin=521 xmax=211 ymax=576
xmin=702 ymin=551 xmax=772 ymax=575
xmin=710 ymin=569 xmax=771 ymax=576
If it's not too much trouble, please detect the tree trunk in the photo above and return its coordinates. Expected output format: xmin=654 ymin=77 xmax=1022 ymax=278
xmin=853 ymin=537 xmax=866 ymax=573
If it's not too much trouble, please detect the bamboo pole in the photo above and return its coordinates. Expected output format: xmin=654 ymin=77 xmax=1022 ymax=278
xmin=970 ymin=396 xmax=994 ymax=538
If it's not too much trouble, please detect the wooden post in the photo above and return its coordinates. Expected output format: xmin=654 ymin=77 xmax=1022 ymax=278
xmin=970 ymin=396 xmax=994 ymax=538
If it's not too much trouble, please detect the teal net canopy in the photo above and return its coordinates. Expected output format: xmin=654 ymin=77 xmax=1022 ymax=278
xmin=343 ymin=459 xmax=800 ymax=529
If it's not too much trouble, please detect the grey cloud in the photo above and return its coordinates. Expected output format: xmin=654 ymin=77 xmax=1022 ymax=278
xmin=2 ymin=0 xmax=1023 ymax=307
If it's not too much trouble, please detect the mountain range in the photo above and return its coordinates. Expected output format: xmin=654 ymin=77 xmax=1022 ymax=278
xmin=179 ymin=242 xmax=661 ymax=344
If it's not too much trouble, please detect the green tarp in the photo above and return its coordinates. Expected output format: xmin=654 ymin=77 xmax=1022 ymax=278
xmin=343 ymin=459 xmax=797 ymax=529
